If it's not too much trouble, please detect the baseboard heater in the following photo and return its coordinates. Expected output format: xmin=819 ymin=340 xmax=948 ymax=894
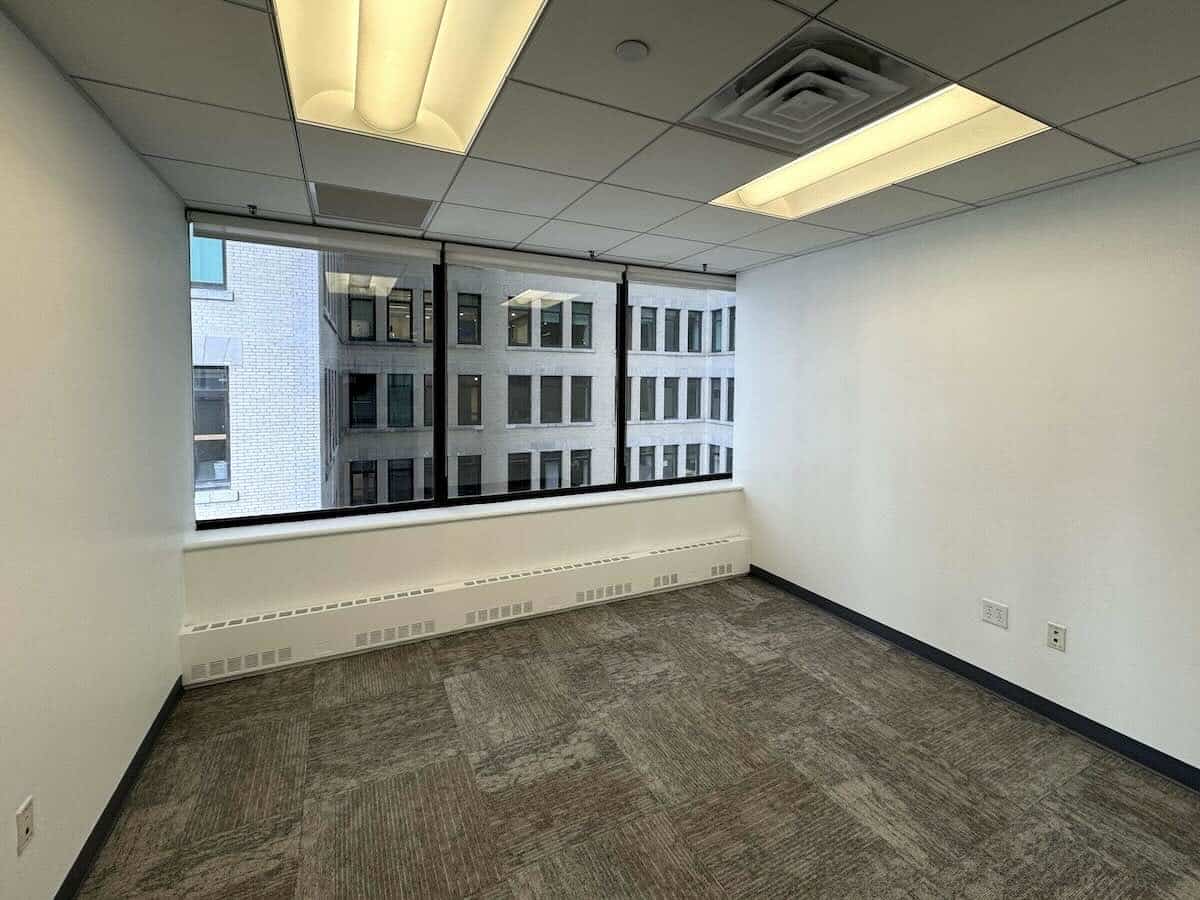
xmin=180 ymin=534 xmax=750 ymax=686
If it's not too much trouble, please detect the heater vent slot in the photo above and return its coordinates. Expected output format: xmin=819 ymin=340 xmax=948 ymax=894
xmin=687 ymin=21 xmax=943 ymax=157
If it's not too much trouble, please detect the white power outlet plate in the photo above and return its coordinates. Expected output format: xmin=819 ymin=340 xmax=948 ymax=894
xmin=981 ymin=598 xmax=1009 ymax=629
xmin=1047 ymin=622 xmax=1067 ymax=652
xmin=15 ymin=796 xmax=33 ymax=856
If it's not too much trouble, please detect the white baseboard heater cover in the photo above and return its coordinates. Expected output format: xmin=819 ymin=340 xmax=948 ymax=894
xmin=180 ymin=534 xmax=750 ymax=685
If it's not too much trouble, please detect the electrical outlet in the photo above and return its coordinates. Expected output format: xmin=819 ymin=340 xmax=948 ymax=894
xmin=981 ymin=598 xmax=1009 ymax=629
xmin=1047 ymin=622 xmax=1067 ymax=652
xmin=15 ymin=796 xmax=33 ymax=856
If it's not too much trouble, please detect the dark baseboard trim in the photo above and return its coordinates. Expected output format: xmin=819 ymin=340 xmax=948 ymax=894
xmin=750 ymin=565 xmax=1200 ymax=794
xmin=57 ymin=676 xmax=183 ymax=899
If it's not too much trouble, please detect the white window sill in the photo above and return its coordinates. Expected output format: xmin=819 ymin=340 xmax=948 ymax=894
xmin=191 ymin=287 xmax=234 ymax=302
xmin=184 ymin=481 xmax=741 ymax=551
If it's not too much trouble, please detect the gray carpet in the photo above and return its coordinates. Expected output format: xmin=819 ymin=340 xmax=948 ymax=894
xmin=80 ymin=577 xmax=1200 ymax=898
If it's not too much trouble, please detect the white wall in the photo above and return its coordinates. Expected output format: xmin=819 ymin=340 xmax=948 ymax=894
xmin=738 ymin=151 xmax=1200 ymax=769
xmin=0 ymin=14 xmax=189 ymax=898
xmin=184 ymin=484 xmax=746 ymax=622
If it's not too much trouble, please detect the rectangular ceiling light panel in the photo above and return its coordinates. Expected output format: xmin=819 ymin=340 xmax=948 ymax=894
xmin=713 ymin=85 xmax=1048 ymax=220
xmin=274 ymin=0 xmax=547 ymax=154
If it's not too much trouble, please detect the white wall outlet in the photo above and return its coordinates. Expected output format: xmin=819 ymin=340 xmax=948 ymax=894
xmin=981 ymin=598 xmax=1009 ymax=629
xmin=15 ymin=796 xmax=33 ymax=856
xmin=1047 ymin=622 xmax=1067 ymax=652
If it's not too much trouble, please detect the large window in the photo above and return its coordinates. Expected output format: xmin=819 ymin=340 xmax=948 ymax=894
xmin=626 ymin=280 xmax=735 ymax=488
xmin=193 ymin=366 xmax=229 ymax=488
xmin=447 ymin=263 xmax=616 ymax=499
xmin=189 ymin=230 xmax=731 ymax=526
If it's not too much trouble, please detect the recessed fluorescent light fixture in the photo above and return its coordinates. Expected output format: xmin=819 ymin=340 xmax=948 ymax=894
xmin=273 ymin=0 xmax=548 ymax=154
xmin=711 ymin=85 xmax=1048 ymax=220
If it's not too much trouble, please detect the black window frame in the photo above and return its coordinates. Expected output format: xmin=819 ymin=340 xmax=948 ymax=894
xmin=640 ymin=306 xmax=657 ymax=352
xmin=686 ymin=377 xmax=701 ymax=419
xmin=507 ymin=302 xmax=531 ymax=347
xmin=508 ymin=452 xmax=532 ymax=492
xmin=639 ymin=376 xmax=656 ymax=421
xmin=387 ymin=373 xmax=413 ymax=428
xmin=687 ymin=310 xmax=703 ymax=353
xmin=197 ymin=261 xmax=732 ymax=530
xmin=349 ymin=294 xmax=376 ymax=342
xmin=663 ymin=377 xmax=679 ymax=420
xmin=711 ymin=309 xmax=723 ymax=353
xmin=508 ymin=374 xmax=532 ymax=425
xmin=388 ymin=458 xmax=414 ymax=502
xmin=710 ymin=377 xmax=722 ymax=420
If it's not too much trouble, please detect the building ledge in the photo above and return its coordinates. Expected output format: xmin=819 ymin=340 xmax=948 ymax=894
xmin=184 ymin=481 xmax=742 ymax=552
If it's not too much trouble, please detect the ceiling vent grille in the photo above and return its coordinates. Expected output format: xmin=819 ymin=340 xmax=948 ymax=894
xmin=313 ymin=182 xmax=435 ymax=229
xmin=687 ymin=21 xmax=944 ymax=157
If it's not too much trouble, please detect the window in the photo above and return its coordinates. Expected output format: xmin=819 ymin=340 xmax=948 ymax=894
xmin=663 ymin=377 xmax=679 ymax=419
xmin=458 ymin=375 xmax=481 ymax=426
xmin=687 ymin=310 xmax=702 ymax=352
xmin=570 ymin=376 xmax=591 ymax=422
xmin=570 ymin=449 xmax=591 ymax=487
xmin=711 ymin=309 xmax=723 ymax=352
xmin=508 ymin=303 xmax=531 ymax=347
xmin=625 ymin=447 xmax=631 ymax=480
xmin=685 ymin=444 xmax=700 ymax=477
xmin=193 ymin=366 xmax=229 ymax=488
xmin=639 ymin=376 xmax=656 ymax=420
xmin=423 ymin=291 xmax=434 ymax=343
xmin=387 ymin=289 xmax=413 ymax=341
xmin=350 ymin=460 xmax=377 ymax=505
xmin=349 ymin=374 xmax=376 ymax=428
xmin=387 ymin=374 xmax=413 ymax=428
xmin=423 ymin=374 xmax=433 ymax=427
xmin=424 ymin=457 xmax=434 ymax=499
xmin=540 ymin=375 xmax=562 ymax=424
xmin=727 ymin=377 xmax=735 ymax=421
xmin=388 ymin=458 xmax=414 ymax=502
xmin=540 ymin=451 xmax=562 ymax=489
xmin=728 ymin=307 xmax=736 ymax=351
xmin=508 ymin=375 xmax=532 ymax=424
xmin=541 ymin=302 xmax=562 ymax=347
xmin=458 ymin=455 xmax=481 ymax=496
xmin=726 ymin=448 xmax=733 ymax=474
xmin=640 ymin=307 xmax=657 ymax=351
xmin=572 ymin=302 xmax=593 ymax=348
xmin=686 ymin=377 xmax=701 ymax=419
xmin=639 ymin=446 xmax=655 ymax=481
xmin=624 ymin=305 xmax=633 ymax=351
xmin=662 ymin=445 xmax=678 ymax=479
xmin=664 ymin=309 xmax=680 ymax=352
xmin=349 ymin=295 xmax=375 ymax=341
xmin=709 ymin=444 xmax=721 ymax=474
xmin=625 ymin=376 xmax=633 ymax=421
xmin=190 ymin=234 xmax=225 ymax=287
xmin=710 ymin=378 xmax=722 ymax=420
xmin=508 ymin=452 xmax=532 ymax=492
xmin=457 ymin=293 xmax=481 ymax=345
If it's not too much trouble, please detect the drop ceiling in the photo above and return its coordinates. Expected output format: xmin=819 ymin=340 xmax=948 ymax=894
xmin=6 ymin=0 xmax=1200 ymax=273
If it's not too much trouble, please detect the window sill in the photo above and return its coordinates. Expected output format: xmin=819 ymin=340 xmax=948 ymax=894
xmin=191 ymin=287 xmax=234 ymax=302
xmin=185 ymin=480 xmax=741 ymax=551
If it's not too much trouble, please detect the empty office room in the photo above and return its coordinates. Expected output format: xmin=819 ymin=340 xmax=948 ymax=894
xmin=4 ymin=0 xmax=1200 ymax=896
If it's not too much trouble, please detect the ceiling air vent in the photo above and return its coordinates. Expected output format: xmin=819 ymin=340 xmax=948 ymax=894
xmin=313 ymin=182 xmax=435 ymax=229
xmin=687 ymin=21 xmax=945 ymax=158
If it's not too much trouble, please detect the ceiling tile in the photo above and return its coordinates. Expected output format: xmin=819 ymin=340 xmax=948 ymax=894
xmin=1068 ymin=76 xmax=1200 ymax=160
xmin=445 ymin=158 xmax=593 ymax=217
xmin=902 ymin=130 xmax=1125 ymax=204
xmin=732 ymin=220 xmax=857 ymax=253
xmin=521 ymin=221 xmax=639 ymax=254
xmin=4 ymin=0 xmax=289 ymax=117
xmin=967 ymin=0 xmax=1200 ymax=124
xmin=823 ymin=0 xmax=1111 ymax=80
xmin=799 ymin=186 xmax=964 ymax=233
xmin=608 ymin=128 xmax=792 ymax=202
xmin=678 ymin=245 xmax=781 ymax=272
xmin=80 ymin=80 xmax=301 ymax=178
xmin=513 ymin=0 xmax=805 ymax=120
xmin=652 ymin=204 xmax=778 ymax=243
xmin=147 ymin=158 xmax=311 ymax=216
xmin=603 ymin=234 xmax=714 ymax=264
xmin=298 ymin=125 xmax=461 ymax=201
xmin=557 ymin=185 xmax=698 ymax=231
xmin=429 ymin=204 xmax=546 ymax=244
xmin=469 ymin=82 xmax=667 ymax=180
